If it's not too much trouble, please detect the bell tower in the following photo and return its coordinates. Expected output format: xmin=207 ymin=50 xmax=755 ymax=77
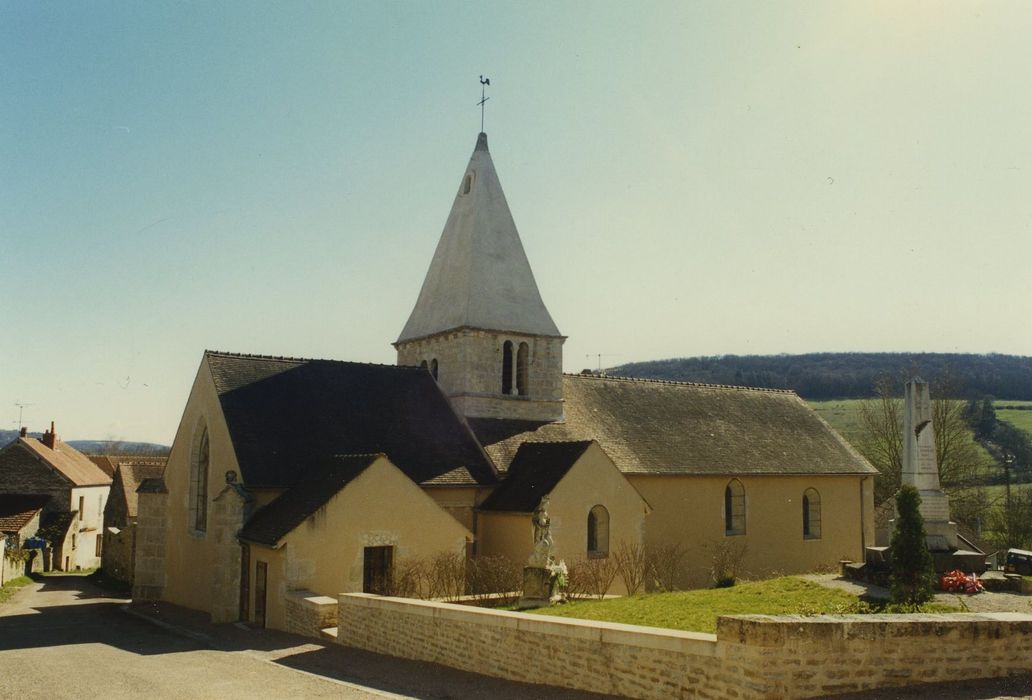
xmin=395 ymin=132 xmax=564 ymax=422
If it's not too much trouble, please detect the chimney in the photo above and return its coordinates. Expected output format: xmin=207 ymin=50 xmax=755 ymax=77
xmin=19 ymin=426 xmax=27 ymax=438
xmin=42 ymin=421 xmax=57 ymax=449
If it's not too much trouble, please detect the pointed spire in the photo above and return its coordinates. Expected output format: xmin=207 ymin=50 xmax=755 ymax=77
xmin=397 ymin=133 xmax=561 ymax=343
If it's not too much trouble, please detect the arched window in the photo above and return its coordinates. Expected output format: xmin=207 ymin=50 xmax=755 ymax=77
xmin=516 ymin=342 xmax=529 ymax=396
xmin=430 ymin=358 xmax=439 ymax=380
xmin=803 ymin=488 xmax=821 ymax=539
xmin=419 ymin=360 xmax=428 ymax=370
xmin=587 ymin=505 xmax=610 ymax=558
xmin=724 ymin=479 xmax=745 ymax=535
xmin=190 ymin=426 xmax=210 ymax=533
xmin=501 ymin=341 xmax=514 ymax=394
xmin=461 ymin=173 xmax=473 ymax=195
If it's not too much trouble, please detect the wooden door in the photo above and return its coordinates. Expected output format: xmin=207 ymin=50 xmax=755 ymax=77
xmin=254 ymin=561 xmax=267 ymax=628
xmin=362 ymin=546 xmax=393 ymax=595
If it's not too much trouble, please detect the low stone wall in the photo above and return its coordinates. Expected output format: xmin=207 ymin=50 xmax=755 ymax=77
xmin=285 ymin=590 xmax=339 ymax=638
xmin=336 ymin=593 xmax=1032 ymax=699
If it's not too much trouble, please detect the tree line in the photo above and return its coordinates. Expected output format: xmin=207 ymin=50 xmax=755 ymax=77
xmin=611 ymin=353 xmax=1032 ymax=400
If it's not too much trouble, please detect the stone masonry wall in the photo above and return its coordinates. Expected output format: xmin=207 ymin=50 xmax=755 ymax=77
xmin=397 ymin=329 xmax=564 ymax=421
xmin=209 ymin=485 xmax=246 ymax=623
xmin=132 ymin=491 xmax=168 ymax=601
xmin=284 ymin=590 xmax=338 ymax=638
xmin=336 ymin=594 xmax=1032 ymax=700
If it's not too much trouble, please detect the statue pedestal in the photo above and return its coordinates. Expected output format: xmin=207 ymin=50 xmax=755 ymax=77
xmin=518 ymin=566 xmax=560 ymax=609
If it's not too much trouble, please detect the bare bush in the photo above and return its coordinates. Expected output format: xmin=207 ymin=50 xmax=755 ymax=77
xmin=709 ymin=539 xmax=748 ymax=587
xmin=426 ymin=550 xmax=466 ymax=601
xmin=614 ymin=541 xmax=649 ymax=595
xmin=392 ymin=556 xmax=427 ymax=599
xmin=566 ymin=555 xmax=619 ymax=599
xmin=647 ymin=542 xmax=688 ymax=592
xmin=467 ymin=554 xmax=522 ymax=605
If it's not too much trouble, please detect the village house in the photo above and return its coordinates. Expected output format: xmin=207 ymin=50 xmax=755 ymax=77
xmin=136 ymin=131 xmax=876 ymax=631
xmin=100 ymin=457 xmax=167 ymax=584
xmin=0 ymin=424 xmax=112 ymax=572
xmin=0 ymin=493 xmax=49 ymax=584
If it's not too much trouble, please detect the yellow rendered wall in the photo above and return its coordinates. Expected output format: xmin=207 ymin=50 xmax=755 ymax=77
xmin=628 ymin=473 xmax=875 ymax=587
xmin=424 ymin=485 xmax=482 ymax=531
xmin=254 ymin=457 xmax=472 ymax=632
xmin=478 ymin=442 xmax=648 ymax=594
xmin=162 ymin=357 xmax=242 ymax=615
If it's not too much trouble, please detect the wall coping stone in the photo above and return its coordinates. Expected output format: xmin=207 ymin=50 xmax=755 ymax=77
xmin=340 ymin=593 xmax=717 ymax=655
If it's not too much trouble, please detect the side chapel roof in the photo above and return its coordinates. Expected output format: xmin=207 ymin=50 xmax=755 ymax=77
xmin=205 ymin=351 xmax=497 ymax=489
xmin=397 ymin=132 xmax=561 ymax=343
xmin=478 ymin=441 xmax=593 ymax=512
xmin=471 ymin=374 xmax=877 ymax=477
xmin=239 ymin=454 xmax=379 ymax=546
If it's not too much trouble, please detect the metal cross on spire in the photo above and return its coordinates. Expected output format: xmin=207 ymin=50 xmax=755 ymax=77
xmin=478 ymin=75 xmax=490 ymax=132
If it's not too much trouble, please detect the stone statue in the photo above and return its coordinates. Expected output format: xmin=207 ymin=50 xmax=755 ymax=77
xmin=532 ymin=495 xmax=553 ymax=547
xmin=519 ymin=493 xmax=567 ymax=608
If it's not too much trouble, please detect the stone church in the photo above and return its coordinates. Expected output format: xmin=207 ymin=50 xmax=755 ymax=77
xmin=136 ymin=131 xmax=876 ymax=631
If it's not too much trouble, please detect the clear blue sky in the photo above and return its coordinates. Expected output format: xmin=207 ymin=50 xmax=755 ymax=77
xmin=2 ymin=2 xmax=1031 ymax=444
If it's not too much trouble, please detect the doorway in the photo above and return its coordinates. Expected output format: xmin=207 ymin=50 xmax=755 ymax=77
xmin=254 ymin=561 xmax=267 ymax=628
xmin=363 ymin=546 xmax=393 ymax=595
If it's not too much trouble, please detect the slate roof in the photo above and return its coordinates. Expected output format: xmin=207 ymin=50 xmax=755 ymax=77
xmin=15 ymin=438 xmax=113 ymax=486
xmin=397 ymin=132 xmax=561 ymax=343
xmin=205 ymin=351 xmax=497 ymax=489
xmin=113 ymin=461 xmax=167 ymax=519
xmin=470 ymin=374 xmax=877 ymax=477
xmin=0 ymin=494 xmax=50 ymax=534
xmin=478 ymin=441 xmax=593 ymax=512
xmin=239 ymin=454 xmax=379 ymax=546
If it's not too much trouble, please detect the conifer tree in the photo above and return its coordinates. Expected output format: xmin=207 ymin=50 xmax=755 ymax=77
xmin=890 ymin=485 xmax=936 ymax=605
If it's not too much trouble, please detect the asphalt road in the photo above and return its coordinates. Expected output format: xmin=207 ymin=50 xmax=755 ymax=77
xmin=0 ymin=575 xmax=613 ymax=700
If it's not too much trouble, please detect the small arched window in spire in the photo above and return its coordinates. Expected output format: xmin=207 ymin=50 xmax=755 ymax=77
xmin=430 ymin=358 xmax=439 ymax=380
xmin=501 ymin=341 xmax=513 ymax=394
xmin=516 ymin=342 xmax=529 ymax=396
xmin=461 ymin=173 xmax=473 ymax=195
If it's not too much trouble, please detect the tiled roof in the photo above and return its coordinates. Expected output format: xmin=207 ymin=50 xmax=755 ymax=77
xmin=0 ymin=494 xmax=50 ymax=534
xmin=16 ymin=438 xmax=113 ymax=486
xmin=420 ymin=466 xmax=479 ymax=486
xmin=204 ymin=351 xmax=497 ymax=489
xmin=470 ymin=374 xmax=877 ymax=476
xmin=114 ymin=461 xmax=167 ymax=518
xmin=239 ymin=454 xmax=379 ymax=546
xmin=88 ymin=456 xmax=118 ymax=478
xmin=478 ymin=441 xmax=593 ymax=512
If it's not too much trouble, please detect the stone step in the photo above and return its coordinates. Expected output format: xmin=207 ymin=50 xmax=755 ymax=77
xmin=320 ymin=626 xmax=338 ymax=642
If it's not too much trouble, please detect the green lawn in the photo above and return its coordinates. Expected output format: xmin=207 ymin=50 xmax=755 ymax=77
xmin=997 ymin=410 xmax=1032 ymax=438
xmin=529 ymin=577 xmax=868 ymax=634
xmin=0 ymin=576 xmax=32 ymax=604
xmin=808 ymin=399 xmax=868 ymax=443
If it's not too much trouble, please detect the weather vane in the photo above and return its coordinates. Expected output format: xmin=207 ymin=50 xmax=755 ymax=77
xmin=478 ymin=75 xmax=490 ymax=133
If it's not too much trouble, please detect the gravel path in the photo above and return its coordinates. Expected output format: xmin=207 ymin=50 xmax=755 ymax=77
xmin=801 ymin=573 xmax=1032 ymax=613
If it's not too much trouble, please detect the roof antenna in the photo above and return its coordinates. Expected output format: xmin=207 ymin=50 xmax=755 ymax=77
xmin=478 ymin=75 xmax=490 ymax=133
xmin=13 ymin=401 xmax=33 ymax=429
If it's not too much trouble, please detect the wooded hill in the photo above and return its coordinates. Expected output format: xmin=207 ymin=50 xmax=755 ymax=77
xmin=609 ymin=353 xmax=1032 ymax=400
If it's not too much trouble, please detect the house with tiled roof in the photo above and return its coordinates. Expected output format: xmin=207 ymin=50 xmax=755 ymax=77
xmin=0 ymin=493 xmax=49 ymax=584
xmin=100 ymin=456 xmax=167 ymax=584
xmin=0 ymin=424 xmax=113 ymax=571
xmin=139 ymin=131 xmax=875 ymax=632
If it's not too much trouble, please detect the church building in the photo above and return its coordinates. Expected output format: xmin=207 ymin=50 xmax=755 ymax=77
xmin=136 ymin=131 xmax=876 ymax=631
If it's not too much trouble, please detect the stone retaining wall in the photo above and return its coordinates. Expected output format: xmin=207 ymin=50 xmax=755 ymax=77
xmin=285 ymin=590 xmax=339 ymax=638
xmin=336 ymin=594 xmax=1032 ymax=699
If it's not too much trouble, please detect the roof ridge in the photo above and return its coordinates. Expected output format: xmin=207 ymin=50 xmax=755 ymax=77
xmin=518 ymin=439 xmax=594 ymax=447
xmin=205 ymin=349 xmax=422 ymax=371
xmin=564 ymin=372 xmax=797 ymax=395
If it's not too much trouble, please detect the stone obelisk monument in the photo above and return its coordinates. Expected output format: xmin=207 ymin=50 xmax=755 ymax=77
xmin=899 ymin=377 xmax=956 ymax=549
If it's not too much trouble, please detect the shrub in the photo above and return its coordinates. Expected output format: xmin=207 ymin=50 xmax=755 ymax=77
xmin=567 ymin=555 xmax=619 ymax=599
xmin=709 ymin=539 xmax=747 ymax=588
xmin=890 ymin=485 xmax=936 ymax=605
